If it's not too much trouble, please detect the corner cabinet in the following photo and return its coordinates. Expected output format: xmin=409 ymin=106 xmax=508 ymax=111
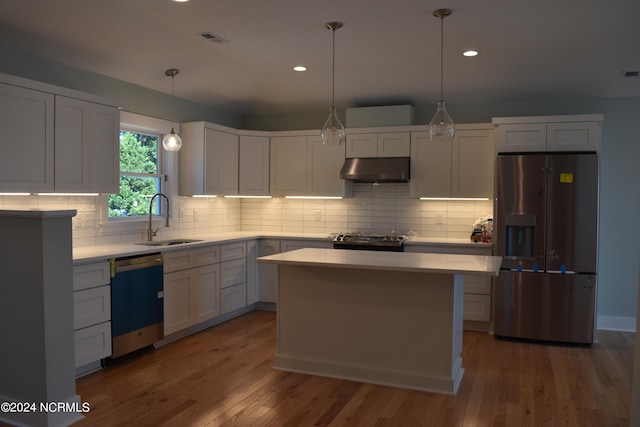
xmin=180 ymin=122 xmax=238 ymax=196
xmin=239 ymin=135 xmax=270 ymax=196
xmin=410 ymin=125 xmax=494 ymax=198
xmin=270 ymin=133 xmax=352 ymax=197
xmin=492 ymin=115 xmax=603 ymax=153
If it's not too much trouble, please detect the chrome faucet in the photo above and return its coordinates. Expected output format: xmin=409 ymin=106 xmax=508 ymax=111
xmin=148 ymin=193 xmax=170 ymax=241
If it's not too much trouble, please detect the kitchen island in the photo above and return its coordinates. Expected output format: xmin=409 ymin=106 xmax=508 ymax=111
xmin=258 ymin=248 xmax=502 ymax=395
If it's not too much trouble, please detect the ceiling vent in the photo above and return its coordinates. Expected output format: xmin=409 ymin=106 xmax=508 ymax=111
xmin=199 ymin=32 xmax=229 ymax=43
xmin=622 ymin=70 xmax=639 ymax=78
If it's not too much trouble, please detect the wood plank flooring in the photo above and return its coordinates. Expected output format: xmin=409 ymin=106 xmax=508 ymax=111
xmin=68 ymin=310 xmax=633 ymax=426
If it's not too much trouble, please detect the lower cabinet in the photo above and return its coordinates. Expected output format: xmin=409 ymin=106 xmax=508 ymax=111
xmin=73 ymin=261 xmax=112 ymax=370
xmin=221 ymin=242 xmax=248 ymax=315
xmin=258 ymin=239 xmax=281 ymax=303
xmin=404 ymin=243 xmax=493 ymax=327
xmin=163 ymin=245 xmax=221 ymax=336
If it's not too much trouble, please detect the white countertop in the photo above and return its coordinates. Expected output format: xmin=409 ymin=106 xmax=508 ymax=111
xmin=258 ymin=248 xmax=502 ymax=276
xmin=72 ymin=231 xmax=492 ymax=264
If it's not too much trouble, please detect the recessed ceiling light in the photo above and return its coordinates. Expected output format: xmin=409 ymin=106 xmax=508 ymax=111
xmin=172 ymin=0 xmax=189 ymax=3
xmin=293 ymin=66 xmax=307 ymax=72
xmin=463 ymin=50 xmax=479 ymax=57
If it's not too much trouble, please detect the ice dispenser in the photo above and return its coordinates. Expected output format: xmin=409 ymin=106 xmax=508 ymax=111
xmin=504 ymin=214 xmax=536 ymax=260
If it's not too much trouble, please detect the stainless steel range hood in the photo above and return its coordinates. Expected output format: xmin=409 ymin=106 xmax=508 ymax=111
xmin=340 ymin=157 xmax=410 ymax=183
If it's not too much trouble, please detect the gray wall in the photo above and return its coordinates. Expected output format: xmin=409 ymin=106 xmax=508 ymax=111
xmin=2 ymin=47 xmax=639 ymax=325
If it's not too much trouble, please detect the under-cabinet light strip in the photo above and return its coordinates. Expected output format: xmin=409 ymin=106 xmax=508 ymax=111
xmin=224 ymin=195 xmax=272 ymax=199
xmin=36 ymin=193 xmax=100 ymax=197
xmin=0 ymin=193 xmax=31 ymax=196
xmin=420 ymin=197 xmax=489 ymax=201
xmin=285 ymin=196 xmax=343 ymax=200
xmin=191 ymin=195 xmax=218 ymax=198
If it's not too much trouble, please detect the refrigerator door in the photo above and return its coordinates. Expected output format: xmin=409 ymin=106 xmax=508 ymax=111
xmin=493 ymin=270 xmax=596 ymax=344
xmin=496 ymin=154 xmax=546 ymax=270
xmin=545 ymin=153 xmax=598 ymax=273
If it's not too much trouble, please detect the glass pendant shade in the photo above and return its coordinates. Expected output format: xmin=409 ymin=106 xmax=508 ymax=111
xmin=162 ymin=127 xmax=183 ymax=151
xmin=321 ymin=107 xmax=346 ymax=146
xmin=428 ymin=100 xmax=455 ymax=143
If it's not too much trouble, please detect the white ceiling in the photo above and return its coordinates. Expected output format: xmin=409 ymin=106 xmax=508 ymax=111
xmin=1 ymin=0 xmax=639 ymax=116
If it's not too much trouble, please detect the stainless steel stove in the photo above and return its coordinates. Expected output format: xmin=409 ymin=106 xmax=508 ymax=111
xmin=332 ymin=232 xmax=405 ymax=252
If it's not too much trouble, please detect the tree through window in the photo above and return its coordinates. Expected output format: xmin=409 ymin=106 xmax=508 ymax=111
xmin=108 ymin=130 xmax=163 ymax=218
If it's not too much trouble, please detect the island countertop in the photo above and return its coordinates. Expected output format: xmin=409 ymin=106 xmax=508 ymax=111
xmin=258 ymin=248 xmax=502 ymax=276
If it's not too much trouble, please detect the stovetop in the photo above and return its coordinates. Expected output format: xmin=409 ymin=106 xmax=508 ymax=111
xmin=332 ymin=232 xmax=406 ymax=251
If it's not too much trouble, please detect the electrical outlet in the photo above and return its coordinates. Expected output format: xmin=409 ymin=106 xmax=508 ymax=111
xmin=435 ymin=212 xmax=445 ymax=224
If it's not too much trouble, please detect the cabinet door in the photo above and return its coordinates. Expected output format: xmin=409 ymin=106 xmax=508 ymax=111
xmin=270 ymin=136 xmax=307 ymax=196
xmin=0 ymin=83 xmax=54 ymax=192
xmin=221 ymin=258 xmax=247 ymax=289
xmin=55 ymin=96 xmax=91 ymax=192
xmin=163 ymin=269 xmax=193 ymax=335
xmin=346 ymin=133 xmax=377 ymax=158
xmin=90 ymin=104 xmax=119 ymax=193
xmin=221 ymin=283 xmax=247 ymax=315
xmin=307 ymin=136 xmax=348 ymax=196
xmin=258 ymin=239 xmax=280 ymax=303
xmin=451 ymin=129 xmax=494 ymax=198
xmin=191 ymin=264 xmax=220 ymax=325
xmin=547 ymin=121 xmax=600 ymax=152
xmin=204 ymin=129 xmax=238 ymax=195
xmin=495 ymin=123 xmax=546 ymax=153
xmin=378 ymin=132 xmax=410 ymax=157
xmin=409 ymin=132 xmax=451 ymax=197
xmin=463 ymin=294 xmax=491 ymax=322
xmin=246 ymin=240 xmax=259 ymax=305
xmin=74 ymin=322 xmax=112 ymax=368
xmin=239 ymin=135 xmax=270 ymax=196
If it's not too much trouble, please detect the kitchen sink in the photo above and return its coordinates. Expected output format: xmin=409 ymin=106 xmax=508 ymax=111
xmin=136 ymin=238 xmax=204 ymax=247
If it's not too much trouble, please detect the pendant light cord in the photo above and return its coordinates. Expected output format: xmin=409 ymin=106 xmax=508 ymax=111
xmin=439 ymin=14 xmax=444 ymax=102
xmin=331 ymin=27 xmax=336 ymax=109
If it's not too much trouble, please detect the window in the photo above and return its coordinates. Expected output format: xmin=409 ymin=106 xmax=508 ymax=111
xmin=108 ymin=130 xmax=164 ymax=218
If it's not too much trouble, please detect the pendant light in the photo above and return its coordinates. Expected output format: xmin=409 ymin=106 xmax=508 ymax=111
xmin=428 ymin=9 xmax=455 ymax=143
xmin=321 ymin=22 xmax=346 ymax=146
xmin=162 ymin=68 xmax=183 ymax=152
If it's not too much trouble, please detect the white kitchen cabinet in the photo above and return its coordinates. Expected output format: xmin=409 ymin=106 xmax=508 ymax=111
xmin=280 ymin=238 xmax=333 ymax=252
xmin=246 ymin=240 xmax=259 ymax=305
xmin=346 ymin=132 xmax=410 ymax=158
xmin=239 ymin=135 xmax=270 ymax=196
xmin=54 ymin=96 xmax=119 ymax=193
xmin=270 ymin=134 xmax=351 ymax=197
xmin=180 ymin=122 xmax=239 ymax=196
xmin=493 ymin=115 xmax=603 ymax=153
xmin=258 ymin=239 xmax=280 ymax=303
xmin=410 ymin=126 xmax=494 ymax=198
xmin=404 ymin=243 xmax=493 ymax=326
xmin=72 ymin=261 xmax=112 ymax=370
xmin=0 ymin=82 xmax=54 ymax=192
xmin=163 ymin=245 xmax=221 ymax=335
xmin=220 ymin=242 xmax=248 ymax=314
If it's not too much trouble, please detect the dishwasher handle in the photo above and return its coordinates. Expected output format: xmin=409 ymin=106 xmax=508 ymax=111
xmin=114 ymin=253 xmax=163 ymax=273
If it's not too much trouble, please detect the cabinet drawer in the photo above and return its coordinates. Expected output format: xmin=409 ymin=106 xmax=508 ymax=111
xmin=463 ymin=294 xmax=491 ymax=322
xmin=221 ymin=242 xmax=247 ymax=262
xmin=221 ymin=283 xmax=247 ymax=315
xmin=163 ymin=249 xmax=196 ymax=273
xmin=74 ymin=285 xmax=111 ymax=330
xmin=463 ymin=275 xmax=492 ymax=295
xmin=74 ymin=321 xmax=112 ymax=368
xmin=221 ymin=258 xmax=247 ymax=289
xmin=73 ymin=261 xmax=111 ymax=291
xmin=194 ymin=245 xmax=220 ymax=266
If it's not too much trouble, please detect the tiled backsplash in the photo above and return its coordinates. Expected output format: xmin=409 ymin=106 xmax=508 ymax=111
xmin=0 ymin=183 xmax=493 ymax=247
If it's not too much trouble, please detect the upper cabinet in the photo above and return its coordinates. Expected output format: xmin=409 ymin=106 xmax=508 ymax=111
xmin=55 ymin=96 xmax=119 ymax=193
xmin=270 ymin=133 xmax=352 ymax=197
xmin=239 ymin=135 xmax=270 ymax=196
xmin=0 ymin=74 xmax=119 ymax=194
xmin=410 ymin=125 xmax=494 ymax=199
xmin=493 ymin=115 xmax=603 ymax=153
xmin=346 ymin=132 xmax=410 ymax=158
xmin=180 ymin=122 xmax=239 ymax=196
xmin=0 ymin=82 xmax=54 ymax=193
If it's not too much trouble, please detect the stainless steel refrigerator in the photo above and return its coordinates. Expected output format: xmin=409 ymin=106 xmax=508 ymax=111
xmin=494 ymin=152 xmax=598 ymax=344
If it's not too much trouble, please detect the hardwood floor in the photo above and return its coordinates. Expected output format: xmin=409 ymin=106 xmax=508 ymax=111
xmin=70 ymin=310 xmax=632 ymax=426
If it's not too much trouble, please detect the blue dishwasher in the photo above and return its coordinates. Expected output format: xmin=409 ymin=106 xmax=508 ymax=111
xmin=110 ymin=253 xmax=164 ymax=358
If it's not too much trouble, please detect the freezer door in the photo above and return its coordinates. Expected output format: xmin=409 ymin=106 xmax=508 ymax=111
xmin=493 ymin=271 xmax=596 ymax=344
xmin=545 ymin=153 xmax=598 ymax=273
xmin=496 ymin=154 xmax=546 ymax=270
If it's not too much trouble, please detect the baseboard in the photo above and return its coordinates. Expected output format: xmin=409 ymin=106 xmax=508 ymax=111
xmin=597 ymin=315 xmax=636 ymax=332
